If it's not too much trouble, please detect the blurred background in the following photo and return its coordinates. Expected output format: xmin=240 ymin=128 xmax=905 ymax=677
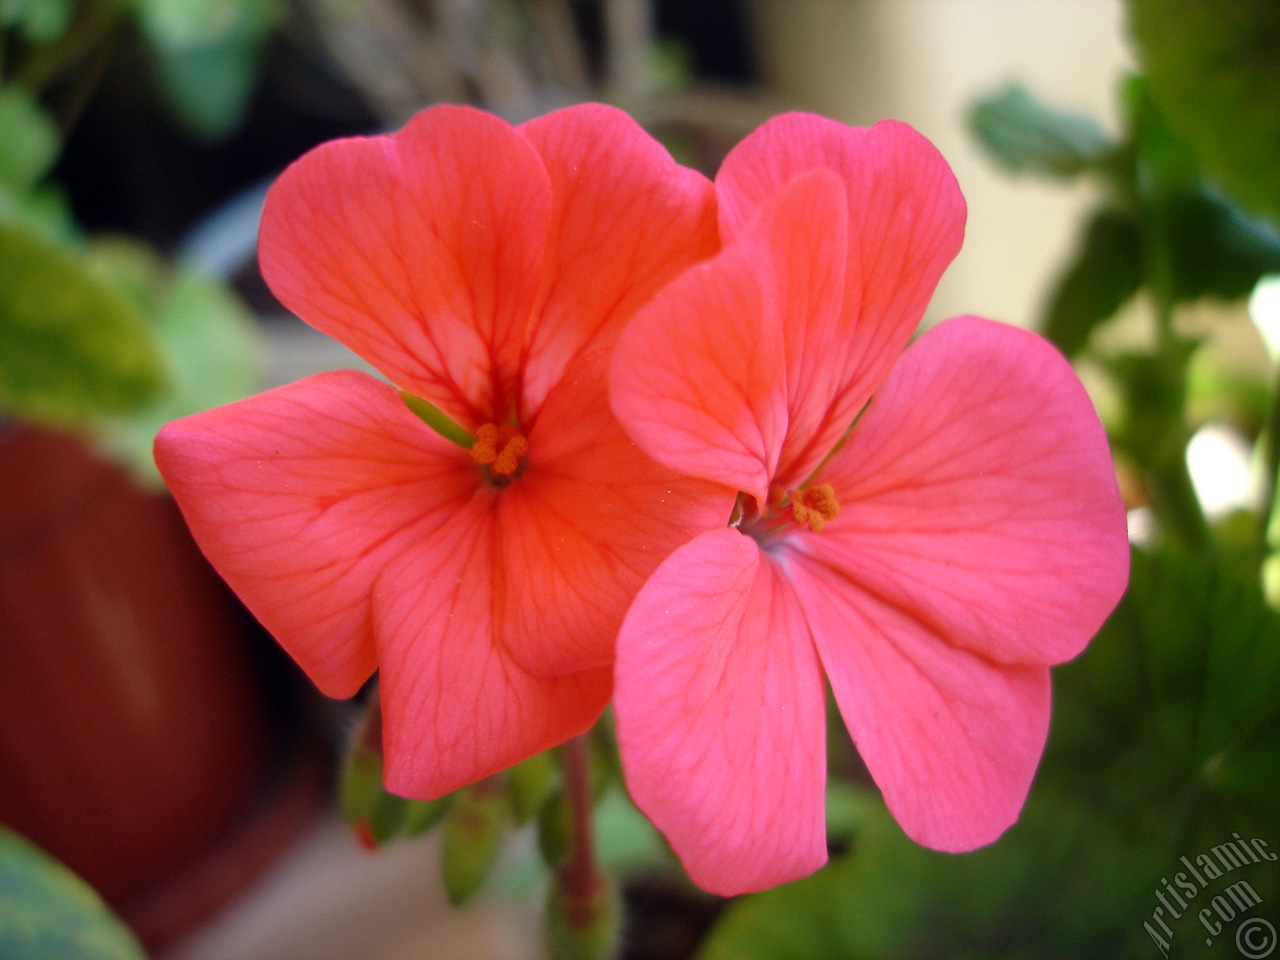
xmin=2 ymin=1 xmax=1279 ymax=959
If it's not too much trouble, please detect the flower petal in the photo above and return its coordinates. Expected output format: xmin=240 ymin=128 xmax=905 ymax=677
xmin=717 ymin=114 xmax=966 ymax=424
xmin=615 ymin=529 xmax=828 ymax=895
xmin=154 ymin=370 xmax=476 ymax=698
xmin=374 ymin=488 xmax=612 ymax=800
xmin=500 ymin=350 xmax=734 ymax=677
xmin=784 ymin=550 xmax=1050 ymax=852
xmin=798 ymin=316 xmax=1129 ymax=667
xmin=258 ymin=105 xmax=550 ymax=428
xmin=517 ymin=104 xmax=719 ymax=414
xmin=610 ymin=171 xmax=846 ymax=501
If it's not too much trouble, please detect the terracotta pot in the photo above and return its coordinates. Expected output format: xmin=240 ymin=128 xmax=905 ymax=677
xmin=0 ymin=427 xmax=273 ymax=916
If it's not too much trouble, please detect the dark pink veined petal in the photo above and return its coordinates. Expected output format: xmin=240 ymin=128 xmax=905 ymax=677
xmin=782 ymin=550 xmax=1051 ymax=852
xmin=154 ymin=370 xmax=477 ymax=698
xmin=517 ymin=104 xmax=719 ymax=416
xmin=610 ymin=171 xmax=847 ymax=502
xmin=795 ymin=316 xmax=1129 ymax=667
xmin=615 ymin=529 xmax=828 ymax=895
xmin=258 ymin=105 xmax=550 ymax=430
xmin=374 ymin=487 xmax=612 ymax=800
xmin=499 ymin=350 xmax=734 ymax=677
xmin=717 ymin=114 xmax=966 ymax=434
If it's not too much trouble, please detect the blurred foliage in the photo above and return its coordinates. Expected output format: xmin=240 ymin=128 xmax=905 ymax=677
xmin=0 ymin=5 xmax=262 ymax=482
xmin=1128 ymin=0 xmax=1280 ymax=224
xmin=0 ymin=825 xmax=148 ymax=960
xmin=0 ymin=224 xmax=164 ymax=425
xmin=700 ymin=550 xmax=1280 ymax=960
xmin=129 ymin=0 xmax=281 ymax=139
xmin=969 ymin=83 xmax=1116 ymax=178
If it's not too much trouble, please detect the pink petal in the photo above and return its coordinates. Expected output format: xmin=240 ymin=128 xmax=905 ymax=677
xmin=610 ymin=171 xmax=846 ymax=501
xmin=517 ymin=104 xmax=719 ymax=414
xmin=796 ymin=316 xmax=1129 ymax=667
xmin=717 ymin=114 xmax=966 ymax=425
xmin=154 ymin=371 xmax=477 ymax=698
xmin=374 ymin=488 xmax=612 ymax=800
xmin=258 ymin=106 xmax=550 ymax=429
xmin=615 ymin=529 xmax=828 ymax=895
xmin=783 ymin=551 xmax=1051 ymax=852
xmin=499 ymin=350 xmax=734 ymax=677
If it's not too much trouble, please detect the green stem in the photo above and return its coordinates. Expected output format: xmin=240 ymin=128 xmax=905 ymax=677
xmin=1256 ymin=360 xmax=1280 ymax=550
xmin=1140 ymin=200 xmax=1209 ymax=552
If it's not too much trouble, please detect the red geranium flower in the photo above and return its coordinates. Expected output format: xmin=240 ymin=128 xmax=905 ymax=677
xmin=610 ymin=114 xmax=1130 ymax=895
xmin=155 ymin=104 xmax=731 ymax=799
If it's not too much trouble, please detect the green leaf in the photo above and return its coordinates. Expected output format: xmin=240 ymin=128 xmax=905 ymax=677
xmin=368 ymin=791 xmax=408 ymax=846
xmin=1041 ymin=208 xmax=1143 ymax=355
xmin=440 ymin=783 xmax=508 ymax=906
xmin=1128 ymin=0 xmax=1280 ymax=223
xmin=0 ymin=86 xmax=59 ymax=199
xmin=134 ymin=0 xmax=280 ymax=140
xmin=0 ymin=0 xmax=74 ymax=43
xmin=337 ymin=738 xmax=384 ymax=827
xmin=1165 ymin=186 xmax=1280 ymax=302
xmin=132 ymin=0 xmax=276 ymax=49
xmin=402 ymin=797 xmax=451 ymax=837
xmin=0 ymin=825 xmax=148 ymax=960
xmin=546 ymin=870 xmax=621 ymax=960
xmin=88 ymin=238 xmax=261 ymax=486
xmin=698 ymin=791 xmax=1160 ymax=960
xmin=1047 ymin=547 xmax=1280 ymax=837
xmin=150 ymin=27 xmax=268 ymax=141
xmin=0 ymin=225 xmax=163 ymax=426
xmin=507 ymin=750 xmax=557 ymax=825
xmin=969 ymin=83 xmax=1115 ymax=178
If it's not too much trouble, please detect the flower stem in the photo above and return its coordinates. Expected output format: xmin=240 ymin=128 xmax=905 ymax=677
xmin=560 ymin=734 xmax=599 ymax=905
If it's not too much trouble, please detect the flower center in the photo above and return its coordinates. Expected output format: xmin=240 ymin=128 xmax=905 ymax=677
xmin=740 ymin=483 xmax=841 ymax=542
xmin=784 ymin=483 xmax=840 ymax=532
xmin=471 ymin=423 xmax=528 ymax=481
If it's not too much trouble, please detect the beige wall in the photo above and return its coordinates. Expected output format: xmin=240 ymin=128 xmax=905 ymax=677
xmin=747 ymin=0 xmax=1133 ymax=331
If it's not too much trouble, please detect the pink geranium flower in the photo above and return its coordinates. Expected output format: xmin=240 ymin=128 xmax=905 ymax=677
xmin=155 ymin=104 xmax=731 ymax=799
xmin=610 ymin=114 xmax=1130 ymax=895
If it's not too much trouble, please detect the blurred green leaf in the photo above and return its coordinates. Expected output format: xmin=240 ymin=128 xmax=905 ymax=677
xmin=440 ymin=783 xmax=508 ymax=906
xmin=0 ymin=0 xmax=74 ymax=43
xmin=508 ymin=751 xmax=557 ymax=825
xmin=969 ymin=83 xmax=1115 ymax=178
xmin=0 ymin=183 xmax=81 ymax=247
xmin=1165 ymin=187 xmax=1280 ymax=302
xmin=88 ymin=238 xmax=260 ymax=486
xmin=547 ymin=870 xmax=620 ymax=960
xmin=1128 ymin=0 xmax=1280 ymax=223
xmin=0 ymin=825 xmax=148 ymax=960
xmin=537 ymin=786 xmax=573 ymax=869
xmin=150 ymin=26 xmax=268 ymax=140
xmin=1042 ymin=208 xmax=1143 ymax=355
xmin=0 ymin=86 xmax=59 ymax=199
xmin=368 ymin=791 xmax=408 ymax=846
xmin=337 ymin=736 xmax=384 ymax=827
xmin=0 ymin=225 xmax=163 ymax=426
xmin=700 ymin=791 xmax=1158 ymax=960
xmin=133 ymin=0 xmax=275 ymax=48
xmin=134 ymin=0 xmax=279 ymax=139
xmin=402 ymin=796 xmax=451 ymax=837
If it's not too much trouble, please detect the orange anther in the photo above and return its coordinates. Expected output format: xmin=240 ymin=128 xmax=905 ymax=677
xmin=471 ymin=423 xmax=528 ymax=477
xmin=789 ymin=483 xmax=840 ymax=532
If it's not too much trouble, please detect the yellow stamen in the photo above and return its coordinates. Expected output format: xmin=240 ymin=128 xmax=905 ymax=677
xmin=471 ymin=423 xmax=528 ymax=477
xmin=789 ymin=483 xmax=840 ymax=532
